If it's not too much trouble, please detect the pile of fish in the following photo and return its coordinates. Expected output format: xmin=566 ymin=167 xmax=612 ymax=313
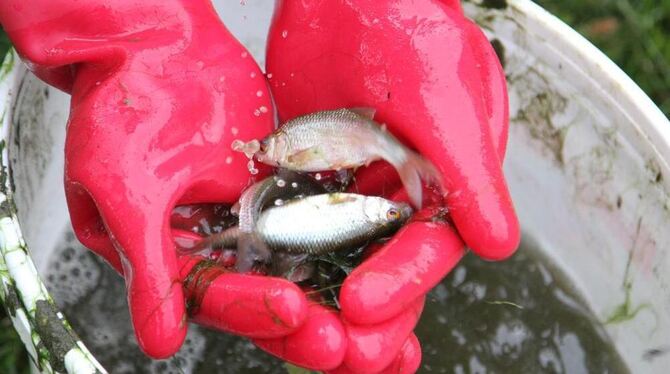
xmin=184 ymin=108 xmax=440 ymax=284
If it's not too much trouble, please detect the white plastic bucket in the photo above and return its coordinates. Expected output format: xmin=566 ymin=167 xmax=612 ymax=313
xmin=1 ymin=1 xmax=669 ymax=373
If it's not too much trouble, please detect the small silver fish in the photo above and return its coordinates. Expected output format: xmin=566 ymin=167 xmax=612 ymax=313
xmin=237 ymin=170 xmax=325 ymax=233
xmin=205 ymin=193 xmax=412 ymax=255
xmin=239 ymin=108 xmax=439 ymax=208
xmin=193 ymin=170 xmax=325 ymax=272
xmin=235 ymin=170 xmax=325 ymax=272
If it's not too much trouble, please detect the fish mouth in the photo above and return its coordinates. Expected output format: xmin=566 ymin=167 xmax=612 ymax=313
xmin=399 ymin=203 xmax=414 ymax=221
xmin=255 ymin=151 xmax=278 ymax=166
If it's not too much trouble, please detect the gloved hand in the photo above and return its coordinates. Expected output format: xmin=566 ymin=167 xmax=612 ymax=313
xmin=255 ymin=0 xmax=520 ymax=372
xmin=0 ymin=0 xmax=309 ymax=358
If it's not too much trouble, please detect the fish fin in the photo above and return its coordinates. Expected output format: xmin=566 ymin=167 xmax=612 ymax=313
xmin=207 ymin=227 xmax=240 ymax=249
xmin=336 ymin=169 xmax=354 ymax=184
xmin=287 ymin=147 xmax=319 ymax=166
xmin=394 ymin=152 xmax=441 ymax=209
xmin=230 ymin=202 xmax=241 ymax=216
xmin=179 ymin=227 xmax=239 ymax=255
xmin=235 ymin=232 xmax=272 ymax=273
xmin=271 ymin=253 xmax=314 ymax=282
xmin=348 ymin=107 xmax=377 ymax=120
xmin=397 ymin=162 xmax=423 ymax=209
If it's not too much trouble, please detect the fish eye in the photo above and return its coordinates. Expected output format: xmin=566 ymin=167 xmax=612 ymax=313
xmin=386 ymin=208 xmax=400 ymax=220
xmin=259 ymin=140 xmax=268 ymax=153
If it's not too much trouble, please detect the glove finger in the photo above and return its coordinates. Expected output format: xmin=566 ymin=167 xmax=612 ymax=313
xmin=253 ymin=303 xmax=347 ymax=371
xmin=177 ymin=252 xmax=308 ymax=339
xmin=462 ymin=18 xmax=509 ymax=158
xmin=85 ymin=193 xmax=186 ymax=359
xmin=340 ymin=221 xmax=464 ymax=325
xmin=66 ymin=182 xmax=124 ymax=273
xmin=404 ymin=7 xmax=517 ymax=260
xmin=342 ymin=297 xmax=424 ymax=374
xmin=325 ymin=333 xmax=421 ymax=374
xmin=378 ymin=333 xmax=422 ymax=374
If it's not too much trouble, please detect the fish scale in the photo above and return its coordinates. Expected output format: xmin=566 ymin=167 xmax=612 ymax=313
xmin=280 ymin=109 xmax=384 ymax=169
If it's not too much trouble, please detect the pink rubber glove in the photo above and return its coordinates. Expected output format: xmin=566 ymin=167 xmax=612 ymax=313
xmin=0 ymin=0 xmax=307 ymax=358
xmin=256 ymin=0 xmax=518 ymax=372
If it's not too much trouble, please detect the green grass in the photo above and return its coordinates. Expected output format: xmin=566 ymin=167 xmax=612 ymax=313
xmin=0 ymin=308 xmax=29 ymax=374
xmin=534 ymin=0 xmax=670 ymax=116
xmin=0 ymin=2 xmax=669 ymax=371
xmin=0 ymin=26 xmax=9 ymax=62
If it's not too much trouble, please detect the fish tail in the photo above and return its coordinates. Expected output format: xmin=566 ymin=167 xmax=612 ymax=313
xmin=235 ymin=232 xmax=273 ymax=273
xmin=206 ymin=227 xmax=240 ymax=249
xmin=177 ymin=226 xmax=240 ymax=255
xmin=392 ymin=151 xmax=441 ymax=209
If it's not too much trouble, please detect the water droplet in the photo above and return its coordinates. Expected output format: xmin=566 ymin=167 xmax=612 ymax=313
xmin=274 ymin=199 xmax=284 ymax=206
xmin=231 ymin=127 xmax=239 ymax=135
xmin=281 ymin=82 xmax=286 ymax=86
xmin=231 ymin=139 xmax=245 ymax=151
xmin=315 ymin=173 xmax=322 ymax=180
xmin=241 ymin=51 xmax=248 ymax=58
xmin=253 ymin=109 xmax=261 ymax=116
xmin=290 ymin=73 xmax=295 ymax=77
xmin=225 ymin=156 xmax=233 ymax=164
xmin=276 ymin=179 xmax=286 ymax=187
xmin=250 ymin=71 xmax=257 ymax=78
xmin=291 ymin=182 xmax=298 ymax=188
xmin=266 ymin=73 xmax=273 ymax=79
xmin=256 ymin=90 xmax=263 ymax=97
xmin=259 ymin=106 xmax=268 ymax=113
xmin=247 ymin=160 xmax=259 ymax=175
xmin=95 ymin=81 xmax=101 ymax=86
xmin=232 ymin=139 xmax=260 ymax=158
xmin=282 ymin=30 xmax=288 ymax=38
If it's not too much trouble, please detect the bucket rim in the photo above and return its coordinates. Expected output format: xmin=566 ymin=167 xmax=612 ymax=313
xmin=0 ymin=53 xmax=105 ymax=372
xmin=499 ymin=0 xmax=670 ymax=165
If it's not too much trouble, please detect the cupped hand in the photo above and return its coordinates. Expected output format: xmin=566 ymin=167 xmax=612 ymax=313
xmin=0 ymin=0 xmax=309 ymax=358
xmin=257 ymin=0 xmax=519 ymax=372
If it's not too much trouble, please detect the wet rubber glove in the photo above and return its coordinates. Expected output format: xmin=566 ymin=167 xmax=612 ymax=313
xmin=0 ymin=0 xmax=309 ymax=358
xmin=256 ymin=0 xmax=519 ymax=372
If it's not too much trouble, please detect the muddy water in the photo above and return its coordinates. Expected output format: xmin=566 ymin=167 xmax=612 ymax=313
xmin=44 ymin=232 xmax=628 ymax=373
xmin=416 ymin=244 xmax=629 ymax=373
